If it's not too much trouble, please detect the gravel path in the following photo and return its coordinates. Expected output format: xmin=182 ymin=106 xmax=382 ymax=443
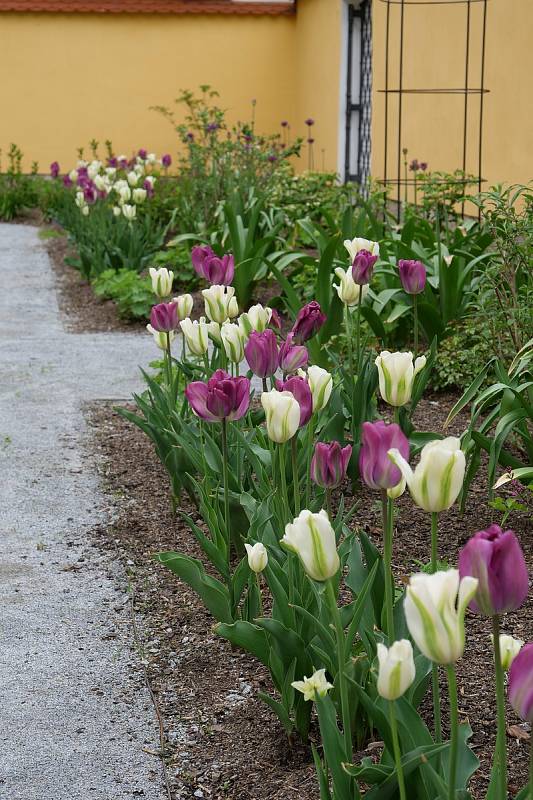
xmin=0 ymin=224 xmax=166 ymax=799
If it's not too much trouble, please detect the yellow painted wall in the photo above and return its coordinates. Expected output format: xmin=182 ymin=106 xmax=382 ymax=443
xmin=371 ymin=0 xmax=533 ymax=193
xmin=0 ymin=11 xmax=298 ymax=171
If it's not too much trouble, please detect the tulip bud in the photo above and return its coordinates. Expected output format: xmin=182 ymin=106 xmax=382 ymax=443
xmin=375 ymin=351 xmax=427 ymax=407
xmin=202 ymin=285 xmax=238 ymax=324
xmin=150 ymin=302 xmax=179 ymax=333
xmin=185 ymin=370 xmax=250 ymax=422
xmin=278 ymin=333 xmax=308 ymax=373
xmin=146 ymin=324 xmax=176 ymax=350
xmin=311 ymin=441 xmax=352 ymax=489
xmin=398 ymin=259 xmax=427 ymax=295
xmin=220 ymin=322 xmax=246 ymax=363
xmin=458 ymin=525 xmax=529 ymax=616
xmin=352 ymin=249 xmax=378 ymax=285
xmin=404 ymin=569 xmax=479 ymax=664
xmin=149 ymin=267 xmax=174 ymax=299
xmin=244 ymin=330 xmax=279 ymax=378
xmin=180 ymin=317 xmax=210 ymax=356
xmin=494 ymin=634 xmax=524 ymax=671
xmin=343 ymin=236 xmax=380 ymax=262
xmin=245 ymin=542 xmax=268 ymax=573
xmin=275 ymin=376 xmax=313 ymax=427
xmin=291 ymin=301 xmax=326 ymax=344
xmin=261 ymin=389 xmax=300 ymax=443
xmin=281 ymin=509 xmax=340 ymax=581
xmin=333 ymin=267 xmax=369 ymax=307
xmin=359 ymin=421 xmax=409 ymax=491
xmin=377 ymin=640 xmax=416 ymax=700
xmin=306 ymin=365 xmax=332 ymax=412
xmin=388 ymin=437 xmax=466 ymax=513
xmin=122 ymin=204 xmax=136 ymax=221
xmin=508 ymin=643 xmax=533 ymax=722
xmin=291 ymin=668 xmax=333 ymax=702
xmin=173 ymin=293 xmax=193 ymax=320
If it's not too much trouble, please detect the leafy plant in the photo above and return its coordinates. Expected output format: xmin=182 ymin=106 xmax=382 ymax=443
xmin=92 ymin=269 xmax=154 ymax=320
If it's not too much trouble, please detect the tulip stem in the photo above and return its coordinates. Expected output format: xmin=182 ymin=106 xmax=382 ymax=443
xmin=446 ymin=665 xmax=459 ymax=800
xmin=431 ymin=512 xmax=439 ymax=573
xmin=278 ymin=442 xmax=289 ymax=521
xmin=492 ymin=615 xmax=508 ymax=800
xmin=529 ymin=738 xmax=533 ymax=800
xmin=381 ymin=491 xmax=395 ymax=640
xmin=326 ymin=488 xmax=333 ymax=523
xmin=356 ymin=291 xmax=362 ymax=371
xmin=344 ymin=305 xmax=357 ymax=446
xmin=291 ymin=436 xmax=300 ymax=516
xmin=389 ymin=701 xmax=407 ymax=800
xmin=326 ymin=579 xmax=352 ymax=761
xmin=430 ymin=512 xmax=442 ymax=746
xmin=165 ymin=332 xmax=173 ymax=389
xmin=221 ymin=418 xmax=231 ymax=581
xmin=256 ymin=573 xmax=263 ymax=617
xmin=305 ymin=415 xmax=315 ymax=508
xmin=413 ymin=294 xmax=419 ymax=358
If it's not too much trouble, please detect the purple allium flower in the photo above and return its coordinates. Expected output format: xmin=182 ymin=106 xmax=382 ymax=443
xmin=245 ymin=330 xmax=279 ymax=379
xmin=118 ymin=157 xmax=129 ymax=169
xmin=508 ymin=643 xmax=533 ymax=723
xmin=419 ymin=162 xmax=428 ymax=171
xmin=409 ymin=159 xmax=419 ymax=171
xmin=275 ymin=375 xmax=313 ymax=427
xmin=311 ymin=441 xmax=352 ymax=489
xmin=162 ymin=153 xmax=172 ymax=168
xmin=107 ymin=156 xmax=118 ymax=168
xmin=50 ymin=161 xmax=60 ymax=179
xmin=281 ymin=120 xmax=289 ymax=128
xmin=291 ymin=301 xmax=326 ymax=344
xmin=186 ymin=132 xmax=194 ymax=142
xmin=305 ymin=118 xmax=315 ymax=127
xmin=398 ymin=259 xmax=427 ymax=295
xmin=185 ymin=370 xmax=250 ymax=422
xmin=307 ymin=138 xmax=315 ymax=145
xmin=138 ymin=148 xmax=148 ymax=160
xmin=458 ymin=525 xmax=529 ymax=616
xmin=278 ymin=332 xmax=308 ymax=373
xmin=149 ymin=302 xmax=179 ymax=333
xmin=359 ymin=421 xmax=409 ymax=491
xmin=352 ymin=249 xmax=378 ymax=286
xmin=206 ymin=123 xmax=219 ymax=133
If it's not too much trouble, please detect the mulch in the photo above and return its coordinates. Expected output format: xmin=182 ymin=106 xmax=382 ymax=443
xmin=85 ymin=394 xmax=532 ymax=800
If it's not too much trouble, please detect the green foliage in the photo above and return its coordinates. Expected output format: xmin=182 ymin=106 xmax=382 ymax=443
xmin=92 ymin=269 xmax=154 ymax=320
xmin=0 ymin=143 xmax=40 ymax=220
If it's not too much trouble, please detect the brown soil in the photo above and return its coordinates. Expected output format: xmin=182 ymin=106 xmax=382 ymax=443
xmin=86 ymin=395 xmax=532 ymax=800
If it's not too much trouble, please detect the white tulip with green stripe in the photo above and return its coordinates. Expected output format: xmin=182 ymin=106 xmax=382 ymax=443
xmin=281 ymin=509 xmax=340 ymax=582
xmin=375 ymin=350 xmax=426 ymax=407
xmin=180 ymin=316 xmax=210 ymax=356
xmin=404 ymin=569 xmax=478 ymax=664
xmin=303 ymin=365 xmax=333 ymax=413
xmin=238 ymin=304 xmax=272 ymax=336
xmin=377 ymin=640 xmax=416 ymax=700
xmin=221 ymin=322 xmax=246 ymax=363
xmin=202 ymin=284 xmax=239 ymax=324
xmin=261 ymin=389 xmax=300 ymax=443
xmin=388 ymin=437 xmax=466 ymax=513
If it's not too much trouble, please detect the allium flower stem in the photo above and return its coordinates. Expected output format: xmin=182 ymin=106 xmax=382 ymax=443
xmin=430 ymin=511 xmax=442 ymax=746
xmin=492 ymin=615 xmax=508 ymax=800
xmin=389 ymin=701 xmax=407 ymax=800
xmin=326 ymin=579 xmax=352 ymax=761
xmin=381 ymin=491 xmax=395 ymax=640
xmin=446 ymin=664 xmax=459 ymax=800
xmin=291 ymin=436 xmax=300 ymax=516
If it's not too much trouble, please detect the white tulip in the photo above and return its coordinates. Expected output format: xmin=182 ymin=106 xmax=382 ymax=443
xmin=149 ymin=267 xmax=174 ymax=298
xmin=494 ymin=634 xmax=524 ymax=671
xmin=69 ymin=169 xmax=78 ymax=183
xmin=307 ymin=365 xmax=333 ymax=412
xmin=93 ymin=174 xmax=108 ymax=191
xmin=81 ymin=205 xmax=89 ymax=217
xmin=240 ymin=304 xmax=273 ymax=335
xmin=76 ymin=159 xmax=88 ymax=168
xmin=333 ymin=267 xmax=369 ymax=307
xmin=147 ymin=152 xmax=157 ymax=164
xmin=145 ymin=175 xmax=156 ymax=188
xmin=202 ymin=285 xmax=238 ymax=324
xmin=127 ymin=170 xmax=139 ymax=187
xmin=106 ymin=167 xmax=117 ymax=178
xmin=132 ymin=188 xmax=147 ymax=204
xmin=261 ymin=389 xmax=300 ymax=443
xmin=404 ymin=569 xmax=478 ymax=664
xmin=207 ymin=321 xmax=222 ymax=346
xmin=180 ymin=317 xmax=209 ymax=356
xmin=388 ymin=437 xmax=466 ymax=513
xmin=87 ymin=161 xmax=101 ymax=179
xmin=292 ymin=668 xmax=333 ymax=702
xmin=117 ymin=185 xmax=131 ymax=203
xmin=112 ymin=206 xmax=121 ymax=217
xmin=221 ymin=322 xmax=246 ymax=363
xmin=75 ymin=191 xmax=85 ymax=209
xmin=245 ymin=542 xmax=268 ymax=574
xmin=146 ymin=324 xmax=176 ymax=351
xmin=375 ymin=351 xmax=427 ymax=407
xmin=281 ymin=509 xmax=340 ymax=582
xmin=343 ymin=236 xmax=380 ymax=262
xmin=377 ymin=640 xmax=416 ymax=700
xmin=387 ymin=476 xmax=406 ymax=500
xmin=173 ymin=293 xmax=193 ymax=320
xmin=122 ymin=204 xmax=136 ymax=221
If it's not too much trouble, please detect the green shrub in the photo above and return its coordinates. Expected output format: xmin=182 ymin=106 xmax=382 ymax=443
xmin=92 ymin=269 xmax=153 ymax=320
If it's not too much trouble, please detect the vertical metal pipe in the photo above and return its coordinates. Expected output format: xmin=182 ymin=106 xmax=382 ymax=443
xmin=384 ymin=0 xmax=390 ymax=203
xmin=461 ymin=0 xmax=471 ymax=216
xmin=478 ymin=0 xmax=488 ymax=204
xmin=345 ymin=4 xmax=354 ymax=183
xmin=396 ymin=0 xmax=405 ymax=222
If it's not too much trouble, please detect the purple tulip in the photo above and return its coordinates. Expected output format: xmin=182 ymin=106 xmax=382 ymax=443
xmin=458 ymin=525 xmax=529 ymax=616
xmin=185 ymin=370 xmax=250 ymax=422
xmin=245 ymin=330 xmax=279 ymax=378
xmin=508 ymin=643 xmax=533 ymax=723
xmin=269 ymin=308 xmax=282 ymax=330
xmin=398 ymin=259 xmax=427 ymax=295
xmin=311 ymin=441 xmax=352 ymax=489
xmin=83 ymin=184 xmax=97 ymax=205
xmin=162 ymin=153 xmax=172 ymax=168
xmin=278 ymin=333 xmax=308 ymax=373
xmin=352 ymin=249 xmax=378 ymax=285
xmin=359 ymin=421 xmax=409 ymax=490
xmin=275 ymin=376 xmax=313 ymax=426
xmin=138 ymin=148 xmax=148 ymax=160
xmin=50 ymin=161 xmax=60 ymax=179
xmin=291 ymin=301 xmax=326 ymax=344
xmin=149 ymin=302 xmax=179 ymax=333
xmin=118 ymin=157 xmax=129 ymax=169
xmin=63 ymin=175 xmax=72 ymax=188
xmin=143 ymin=179 xmax=155 ymax=198
xmin=203 ymin=253 xmax=235 ymax=286
xmin=191 ymin=244 xmax=216 ymax=279
xmin=107 ymin=156 xmax=118 ymax=168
